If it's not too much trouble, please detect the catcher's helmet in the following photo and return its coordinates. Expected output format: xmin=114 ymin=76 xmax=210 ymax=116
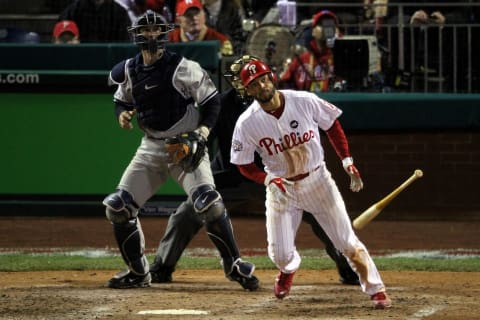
xmin=240 ymin=60 xmax=274 ymax=87
xmin=223 ymin=55 xmax=261 ymax=97
xmin=128 ymin=10 xmax=174 ymax=52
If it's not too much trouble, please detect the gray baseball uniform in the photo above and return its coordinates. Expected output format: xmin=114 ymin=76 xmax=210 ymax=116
xmin=103 ymin=44 xmax=258 ymax=290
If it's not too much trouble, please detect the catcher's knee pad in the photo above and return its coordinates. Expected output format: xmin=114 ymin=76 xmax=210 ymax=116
xmin=104 ymin=189 xmax=140 ymax=224
xmin=191 ymin=185 xmax=224 ymax=222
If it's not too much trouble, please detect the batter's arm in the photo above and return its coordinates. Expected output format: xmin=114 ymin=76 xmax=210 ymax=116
xmin=238 ymin=163 xmax=293 ymax=204
xmin=325 ymin=120 xmax=363 ymax=192
xmin=325 ymin=119 xmax=350 ymax=160
xmin=237 ymin=163 xmax=266 ymax=185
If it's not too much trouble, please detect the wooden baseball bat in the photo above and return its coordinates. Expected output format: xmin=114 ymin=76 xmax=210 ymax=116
xmin=352 ymin=169 xmax=423 ymax=230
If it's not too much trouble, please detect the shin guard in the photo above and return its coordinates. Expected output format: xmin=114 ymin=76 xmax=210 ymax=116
xmin=112 ymin=218 xmax=149 ymax=275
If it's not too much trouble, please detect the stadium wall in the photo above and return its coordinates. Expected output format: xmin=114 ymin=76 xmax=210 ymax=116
xmin=1 ymin=92 xmax=479 ymax=219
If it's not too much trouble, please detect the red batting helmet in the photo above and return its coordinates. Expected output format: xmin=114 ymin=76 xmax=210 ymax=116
xmin=240 ymin=60 xmax=273 ymax=87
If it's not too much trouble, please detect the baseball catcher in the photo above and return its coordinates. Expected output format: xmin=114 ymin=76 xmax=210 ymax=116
xmin=103 ymin=10 xmax=258 ymax=291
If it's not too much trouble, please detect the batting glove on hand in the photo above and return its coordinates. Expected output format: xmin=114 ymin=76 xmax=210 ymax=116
xmin=342 ymin=157 xmax=364 ymax=192
xmin=264 ymin=174 xmax=294 ymax=205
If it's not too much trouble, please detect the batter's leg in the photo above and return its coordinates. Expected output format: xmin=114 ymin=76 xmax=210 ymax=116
xmin=302 ymin=169 xmax=387 ymax=297
xmin=302 ymin=211 xmax=359 ymax=285
xmin=150 ymin=201 xmax=204 ymax=283
xmin=265 ymin=193 xmax=303 ymax=273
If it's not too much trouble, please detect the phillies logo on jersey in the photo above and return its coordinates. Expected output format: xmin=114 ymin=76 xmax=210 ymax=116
xmin=259 ymin=129 xmax=316 ymax=156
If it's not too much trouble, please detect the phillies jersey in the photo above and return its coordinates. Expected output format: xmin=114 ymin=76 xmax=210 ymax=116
xmin=230 ymin=89 xmax=342 ymax=178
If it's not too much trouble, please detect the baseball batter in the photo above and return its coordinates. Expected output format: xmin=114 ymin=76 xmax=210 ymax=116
xmin=102 ymin=10 xmax=258 ymax=290
xmin=230 ymin=59 xmax=392 ymax=308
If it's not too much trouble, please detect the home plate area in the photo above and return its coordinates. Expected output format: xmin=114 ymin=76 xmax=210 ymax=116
xmin=0 ymin=269 xmax=478 ymax=320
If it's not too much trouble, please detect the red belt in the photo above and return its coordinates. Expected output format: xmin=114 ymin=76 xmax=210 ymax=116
xmin=286 ymin=166 xmax=320 ymax=182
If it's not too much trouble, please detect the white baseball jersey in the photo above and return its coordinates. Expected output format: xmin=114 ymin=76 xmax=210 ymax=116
xmin=230 ymin=89 xmax=387 ymax=297
xmin=231 ymin=89 xmax=342 ymax=178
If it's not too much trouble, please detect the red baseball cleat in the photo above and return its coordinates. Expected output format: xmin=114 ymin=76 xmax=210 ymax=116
xmin=274 ymin=271 xmax=295 ymax=299
xmin=371 ymin=291 xmax=392 ymax=309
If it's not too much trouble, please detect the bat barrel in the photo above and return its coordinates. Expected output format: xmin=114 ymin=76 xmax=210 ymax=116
xmin=352 ymin=169 xmax=423 ymax=229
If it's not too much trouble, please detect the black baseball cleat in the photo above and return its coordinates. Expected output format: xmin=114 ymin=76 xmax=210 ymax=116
xmin=149 ymin=262 xmax=175 ymax=283
xmin=340 ymin=276 xmax=360 ymax=285
xmin=339 ymin=270 xmax=360 ymax=285
xmin=107 ymin=269 xmax=151 ymax=289
xmin=150 ymin=269 xmax=173 ymax=283
xmin=225 ymin=258 xmax=260 ymax=291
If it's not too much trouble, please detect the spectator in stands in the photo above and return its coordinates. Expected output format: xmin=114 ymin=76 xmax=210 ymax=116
xmin=410 ymin=9 xmax=445 ymax=25
xmin=387 ymin=3 xmax=466 ymax=26
xmin=279 ymin=10 xmax=343 ymax=93
xmin=59 ymin=0 xmax=130 ymax=42
xmin=114 ymin=0 xmax=175 ymax=23
xmin=0 ymin=27 xmax=40 ymax=43
xmin=169 ymin=0 xmax=234 ymax=56
xmin=203 ymin=0 xmax=244 ymax=55
xmin=405 ymin=7 xmax=467 ymax=91
xmin=114 ymin=0 xmax=145 ymax=23
xmin=384 ymin=2 xmax=474 ymax=91
xmin=239 ymin=0 xmax=277 ymax=25
xmin=52 ymin=20 xmax=80 ymax=44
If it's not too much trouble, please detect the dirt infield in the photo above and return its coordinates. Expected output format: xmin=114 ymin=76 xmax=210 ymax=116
xmin=1 ymin=216 xmax=479 ymax=319
xmin=1 ymin=270 xmax=479 ymax=320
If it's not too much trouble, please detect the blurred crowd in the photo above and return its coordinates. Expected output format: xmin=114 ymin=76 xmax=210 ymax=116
xmin=1 ymin=0 xmax=479 ymax=93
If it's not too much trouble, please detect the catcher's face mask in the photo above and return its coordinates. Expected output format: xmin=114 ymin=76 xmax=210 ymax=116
xmin=128 ymin=10 xmax=174 ymax=54
xmin=223 ymin=55 xmax=263 ymax=100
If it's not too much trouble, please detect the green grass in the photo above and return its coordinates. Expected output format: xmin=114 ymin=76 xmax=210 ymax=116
xmin=1 ymin=253 xmax=479 ymax=272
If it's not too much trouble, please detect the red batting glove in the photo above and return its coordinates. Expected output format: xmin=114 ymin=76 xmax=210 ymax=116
xmin=342 ymin=157 xmax=364 ymax=192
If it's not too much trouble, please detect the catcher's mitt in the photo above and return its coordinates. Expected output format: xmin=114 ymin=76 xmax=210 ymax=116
xmin=164 ymin=131 xmax=206 ymax=172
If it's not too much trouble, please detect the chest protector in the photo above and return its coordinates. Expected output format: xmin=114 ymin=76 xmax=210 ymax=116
xmin=128 ymin=51 xmax=192 ymax=131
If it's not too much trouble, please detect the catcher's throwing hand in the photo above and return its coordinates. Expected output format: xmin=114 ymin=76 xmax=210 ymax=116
xmin=164 ymin=130 xmax=207 ymax=172
xmin=342 ymin=157 xmax=364 ymax=192
xmin=264 ymin=174 xmax=294 ymax=205
xmin=119 ymin=110 xmax=136 ymax=129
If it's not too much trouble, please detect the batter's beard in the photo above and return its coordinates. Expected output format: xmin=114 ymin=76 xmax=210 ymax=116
xmin=256 ymin=87 xmax=276 ymax=103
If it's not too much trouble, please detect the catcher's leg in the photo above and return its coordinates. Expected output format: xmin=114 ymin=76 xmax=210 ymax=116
xmin=302 ymin=211 xmax=359 ymax=285
xmin=192 ymin=184 xmax=259 ymax=291
xmin=104 ymin=189 xmax=151 ymax=289
xmin=150 ymin=201 xmax=204 ymax=283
